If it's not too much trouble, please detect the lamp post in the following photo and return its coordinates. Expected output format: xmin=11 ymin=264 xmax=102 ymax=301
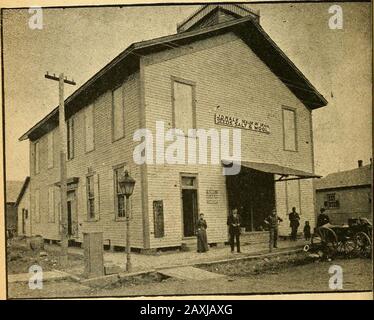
xmin=118 ymin=170 xmax=136 ymax=272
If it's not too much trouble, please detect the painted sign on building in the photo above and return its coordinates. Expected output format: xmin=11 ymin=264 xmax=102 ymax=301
xmin=214 ymin=113 xmax=270 ymax=134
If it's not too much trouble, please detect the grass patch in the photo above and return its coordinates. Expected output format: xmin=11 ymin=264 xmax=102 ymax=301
xmin=7 ymin=240 xmax=83 ymax=275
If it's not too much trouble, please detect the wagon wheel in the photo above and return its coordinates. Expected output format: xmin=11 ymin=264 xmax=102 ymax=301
xmin=312 ymin=227 xmax=338 ymax=257
xmin=355 ymin=232 xmax=372 ymax=258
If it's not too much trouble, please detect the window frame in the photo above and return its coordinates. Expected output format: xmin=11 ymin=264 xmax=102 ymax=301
xmin=282 ymin=106 xmax=298 ymax=152
xmin=113 ymin=164 xmax=127 ymax=221
xmin=111 ymin=85 xmax=125 ymax=142
xmin=86 ymin=174 xmax=96 ymax=221
xmin=171 ymin=76 xmax=197 ymax=136
xmin=67 ymin=117 xmax=75 ymax=160
xmin=326 ymin=192 xmax=340 ymax=209
xmin=84 ymin=103 xmax=95 ymax=153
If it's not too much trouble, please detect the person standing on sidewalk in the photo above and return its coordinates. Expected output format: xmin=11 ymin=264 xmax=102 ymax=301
xmin=227 ymin=208 xmax=241 ymax=253
xmin=196 ymin=213 xmax=209 ymax=253
xmin=288 ymin=207 xmax=300 ymax=241
xmin=264 ymin=208 xmax=283 ymax=252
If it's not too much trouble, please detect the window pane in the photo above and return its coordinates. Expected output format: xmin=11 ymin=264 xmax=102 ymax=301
xmin=113 ymin=87 xmax=124 ymax=140
xmin=283 ymin=109 xmax=296 ymax=151
xmin=47 ymin=133 xmax=53 ymax=168
xmin=89 ymin=199 xmax=95 ymax=219
xmin=182 ymin=176 xmax=196 ymax=187
xmin=85 ymin=104 xmax=94 ymax=152
xmin=174 ymin=81 xmax=193 ymax=134
xmin=118 ymin=195 xmax=125 ymax=217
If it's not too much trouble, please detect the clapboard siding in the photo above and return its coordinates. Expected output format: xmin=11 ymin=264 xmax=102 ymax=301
xmin=142 ymin=32 xmax=316 ymax=246
xmin=29 ymin=72 xmax=145 ymax=248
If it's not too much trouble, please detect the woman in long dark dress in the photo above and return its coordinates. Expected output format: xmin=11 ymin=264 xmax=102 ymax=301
xmin=196 ymin=213 xmax=209 ymax=253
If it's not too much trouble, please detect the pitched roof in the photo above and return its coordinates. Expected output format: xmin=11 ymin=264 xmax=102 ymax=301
xmin=314 ymin=165 xmax=372 ymax=190
xmin=177 ymin=4 xmax=260 ymax=32
xmin=6 ymin=180 xmax=24 ymax=203
xmin=15 ymin=177 xmax=30 ymax=206
xmin=19 ymin=15 xmax=327 ymax=142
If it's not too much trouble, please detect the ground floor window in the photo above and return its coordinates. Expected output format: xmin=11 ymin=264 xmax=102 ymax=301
xmin=114 ymin=167 xmax=126 ymax=219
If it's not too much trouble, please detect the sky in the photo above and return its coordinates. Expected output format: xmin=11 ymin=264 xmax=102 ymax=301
xmin=2 ymin=2 xmax=372 ymax=181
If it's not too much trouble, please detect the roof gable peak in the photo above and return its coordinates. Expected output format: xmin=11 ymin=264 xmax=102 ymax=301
xmin=177 ymin=4 xmax=260 ymax=33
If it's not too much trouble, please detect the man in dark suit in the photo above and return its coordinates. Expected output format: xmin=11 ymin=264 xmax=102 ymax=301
xmin=227 ymin=208 xmax=241 ymax=253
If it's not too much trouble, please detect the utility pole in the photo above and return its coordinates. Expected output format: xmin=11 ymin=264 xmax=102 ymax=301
xmin=45 ymin=72 xmax=76 ymax=267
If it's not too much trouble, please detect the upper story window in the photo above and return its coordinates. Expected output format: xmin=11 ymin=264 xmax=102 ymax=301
xmin=112 ymin=86 xmax=124 ymax=141
xmin=47 ymin=132 xmax=54 ymax=169
xmin=325 ymin=193 xmax=340 ymax=209
xmin=85 ymin=104 xmax=95 ymax=152
xmin=34 ymin=141 xmax=40 ymax=174
xmin=172 ymin=78 xmax=196 ymax=135
xmin=282 ymin=107 xmax=297 ymax=151
xmin=67 ymin=117 xmax=74 ymax=159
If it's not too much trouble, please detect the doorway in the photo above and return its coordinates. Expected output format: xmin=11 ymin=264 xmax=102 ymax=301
xmin=181 ymin=175 xmax=198 ymax=238
xmin=67 ymin=190 xmax=77 ymax=237
xmin=226 ymin=167 xmax=275 ymax=231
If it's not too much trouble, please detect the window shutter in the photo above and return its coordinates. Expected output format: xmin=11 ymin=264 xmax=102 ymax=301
xmin=57 ymin=196 xmax=62 ymax=235
xmin=94 ymin=173 xmax=100 ymax=220
xmin=81 ymin=177 xmax=87 ymax=220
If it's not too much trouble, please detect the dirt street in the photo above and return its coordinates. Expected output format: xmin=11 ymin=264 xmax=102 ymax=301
xmin=8 ymin=258 xmax=372 ymax=299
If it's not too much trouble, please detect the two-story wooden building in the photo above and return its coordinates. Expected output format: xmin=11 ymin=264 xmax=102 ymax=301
xmin=19 ymin=4 xmax=327 ymax=251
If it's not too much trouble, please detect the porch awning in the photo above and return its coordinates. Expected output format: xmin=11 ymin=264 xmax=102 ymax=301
xmin=222 ymin=160 xmax=321 ymax=181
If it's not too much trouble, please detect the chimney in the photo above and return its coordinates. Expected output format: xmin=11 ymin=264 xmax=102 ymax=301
xmin=358 ymin=160 xmax=363 ymax=168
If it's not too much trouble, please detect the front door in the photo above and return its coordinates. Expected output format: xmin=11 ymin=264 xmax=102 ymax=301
xmin=181 ymin=175 xmax=198 ymax=237
xmin=67 ymin=190 xmax=78 ymax=237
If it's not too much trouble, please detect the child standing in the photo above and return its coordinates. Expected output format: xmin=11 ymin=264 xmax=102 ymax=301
xmin=303 ymin=221 xmax=311 ymax=241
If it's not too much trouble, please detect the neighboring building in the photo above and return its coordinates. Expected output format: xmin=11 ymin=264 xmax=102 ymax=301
xmin=16 ymin=177 xmax=31 ymax=237
xmin=5 ymin=180 xmax=24 ymax=236
xmin=19 ymin=4 xmax=327 ymax=251
xmin=315 ymin=161 xmax=372 ymax=225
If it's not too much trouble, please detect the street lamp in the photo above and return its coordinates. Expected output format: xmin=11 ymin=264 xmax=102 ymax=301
xmin=118 ymin=170 xmax=136 ymax=272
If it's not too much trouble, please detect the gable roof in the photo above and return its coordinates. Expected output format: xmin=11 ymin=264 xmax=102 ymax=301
xmin=177 ymin=4 xmax=260 ymax=32
xmin=315 ymin=165 xmax=372 ymax=190
xmin=19 ymin=15 xmax=327 ymax=142
xmin=6 ymin=180 xmax=24 ymax=204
